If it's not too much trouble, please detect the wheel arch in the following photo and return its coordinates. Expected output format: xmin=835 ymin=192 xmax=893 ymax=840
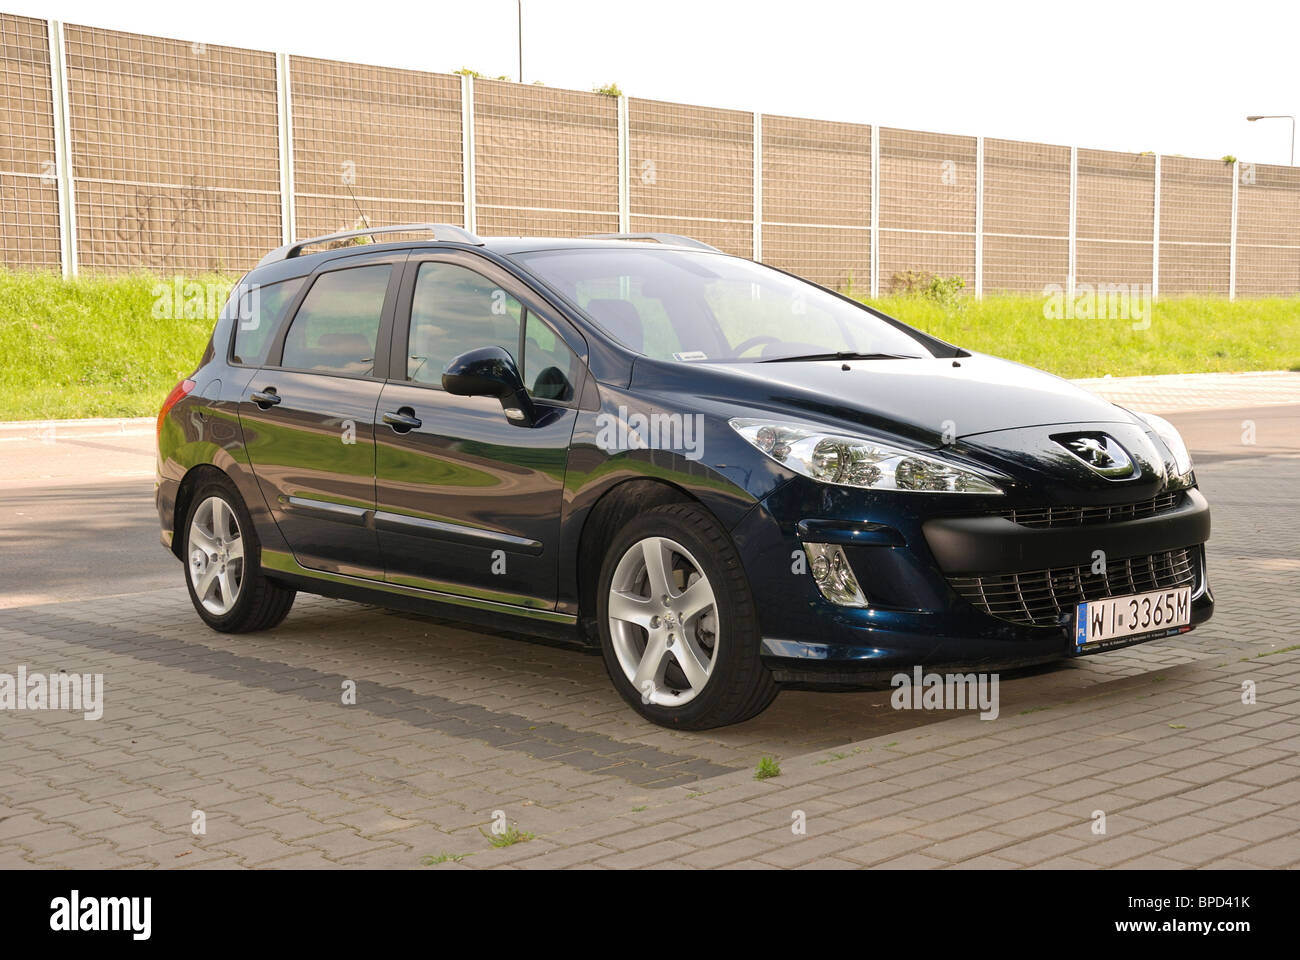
xmin=171 ymin=458 xmax=286 ymax=564
xmin=574 ymin=477 xmax=714 ymax=642
xmin=170 ymin=464 xmax=233 ymax=559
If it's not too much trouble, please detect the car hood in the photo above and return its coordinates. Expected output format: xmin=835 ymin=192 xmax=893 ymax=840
xmin=658 ymin=353 xmax=1133 ymax=445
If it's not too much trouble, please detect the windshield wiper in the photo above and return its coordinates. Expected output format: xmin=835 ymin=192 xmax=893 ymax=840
xmin=759 ymin=351 xmax=922 ymax=363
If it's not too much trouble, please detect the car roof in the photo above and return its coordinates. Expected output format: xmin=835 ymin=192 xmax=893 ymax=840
xmin=483 ymin=236 xmax=725 ymax=256
xmin=243 ymin=235 xmax=728 ymax=286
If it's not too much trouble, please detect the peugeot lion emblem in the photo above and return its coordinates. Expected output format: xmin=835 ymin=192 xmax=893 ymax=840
xmin=1058 ymin=434 xmax=1137 ymax=479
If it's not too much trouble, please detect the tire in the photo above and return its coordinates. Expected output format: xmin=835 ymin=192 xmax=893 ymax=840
xmin=180 ymin=474 xmax=295 ymax=633
xmin=596 ymin=502 xmax=778 ymax=729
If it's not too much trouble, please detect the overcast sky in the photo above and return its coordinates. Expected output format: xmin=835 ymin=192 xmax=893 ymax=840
xmin=13 ymin=0 xmax=1299 ymax=166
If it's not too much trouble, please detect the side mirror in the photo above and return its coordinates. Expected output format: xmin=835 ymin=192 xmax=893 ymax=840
xmin=442 ymin=346 xmax=537 ymax=427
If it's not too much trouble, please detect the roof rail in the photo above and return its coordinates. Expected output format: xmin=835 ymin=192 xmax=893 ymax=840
xmin=256 ymin=223 xmax=484 ymax=267
xmin=581 ymin=232 xmax=721 ymax=253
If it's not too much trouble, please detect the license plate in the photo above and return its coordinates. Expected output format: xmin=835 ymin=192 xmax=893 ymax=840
xmin=1075 ymin=586 xmax=1192 ymax=650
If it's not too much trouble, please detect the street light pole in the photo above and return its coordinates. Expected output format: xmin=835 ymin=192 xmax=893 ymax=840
xmin=1246 ymin=115 xmax=1296 ymax=166
xmin=518 ymin=0 xmax=523 ymax=84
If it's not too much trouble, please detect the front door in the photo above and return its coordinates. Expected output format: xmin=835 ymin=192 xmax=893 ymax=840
xmin=374 ymin=252 xmax=587 ymax=609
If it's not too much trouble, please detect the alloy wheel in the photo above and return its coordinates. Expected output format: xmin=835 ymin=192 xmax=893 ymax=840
xmin=607 ymin=536 xmax=720 ymax=706
xmin=187 ymin=496 xmax=245 ymax=616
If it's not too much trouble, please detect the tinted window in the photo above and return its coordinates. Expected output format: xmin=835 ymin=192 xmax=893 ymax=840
xmin=515 ymin=248 xmax=934 ymax=363
xmin=280 ymin=265 xmax=391 ymax=375
xmin=407 ymin=262 xmax=521 ymax=385
xmin=523 ymin=312 xmax=580 ymax=402
xmin=231 ymin=277 xmax=305 ymax=366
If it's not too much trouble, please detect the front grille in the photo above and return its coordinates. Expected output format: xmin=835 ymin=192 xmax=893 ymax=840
xmin=997 ymin=491 xmax=1186 ymax=528
xmin=950 ymin=546 xmax=1200 ymax=628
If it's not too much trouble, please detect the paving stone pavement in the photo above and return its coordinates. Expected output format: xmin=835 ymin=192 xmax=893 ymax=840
xmin=1074 ymin=370 xmax=1300 ymax=414
xmin=0 ymin=404 xmax=1296 ymax=869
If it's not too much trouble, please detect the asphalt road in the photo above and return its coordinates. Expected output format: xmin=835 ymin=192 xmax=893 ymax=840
xmin=0 ymin=405 xmax=1296 ymax=610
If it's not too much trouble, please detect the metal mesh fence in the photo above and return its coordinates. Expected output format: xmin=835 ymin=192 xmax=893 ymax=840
xmin=2 ymin=17 xmax=1299 ymax=296
xmin=0 ymin=13 xmax=60 ymax=269
xmin=628 ymin=97 xmax=753 ymax=258
xmin=1158 ymin=156 xmax=1233 ymax=296
xmin=982 ymin=137 xmax=1070 ymax=294
xmin=290 ymin=57 xmax=463 ymax=242
xmin=1235 ymin=161 xmax=1300 ymax=297
xmin=877 ymin=127 xmax=976 ymax=292
xmin=1075 ymin=148 xmax=1155 ymax=289
xmin=760 ymin=113 xmax=870 ymax=292
xmin=473 ymin=79 xmax=618 ymax=238
xmin=62 ymin=24 xmax=281 ymax=273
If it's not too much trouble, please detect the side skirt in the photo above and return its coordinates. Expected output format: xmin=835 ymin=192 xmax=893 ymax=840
xmin=261 ymin=549 xmax=586 ymax=646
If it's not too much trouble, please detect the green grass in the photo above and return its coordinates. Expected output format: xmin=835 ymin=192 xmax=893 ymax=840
xmin=0 ymin=269 xmax=234 ymax=420
xmin=419 ymin=852 xmax=470 ymax=865
xmin=479 ymin=822 xmax=534 ymax=848
xmin=1242 ymin=644 xmax=1300 ymax=660
xmin=753 ymin=756 xmax=782 ymax=780
xmin=1 ymin=268 xmax=1297 ymax=420
xmin=856 ymin=294 xmax=1300 ymax=379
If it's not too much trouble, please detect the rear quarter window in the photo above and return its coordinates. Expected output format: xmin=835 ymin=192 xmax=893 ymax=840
xmin=231 ymin=277 xmax=307 ymax=366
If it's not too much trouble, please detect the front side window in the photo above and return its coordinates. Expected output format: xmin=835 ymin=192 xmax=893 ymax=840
xmin=231 ymin=277 xmax=305 ymax=366
xmin=515 ymin=248 xmax=935 ymax=363
xmin=407 ymin=262 xmax=522 ymax=385
xmin=280 ymin=265 xmax=391 ymax=375
xmin=523 ymin=311 xmax=580 ymax=402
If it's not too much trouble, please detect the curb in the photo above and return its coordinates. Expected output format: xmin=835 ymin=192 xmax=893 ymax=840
xmin=0 ymin=417 xmax=154 ymax=442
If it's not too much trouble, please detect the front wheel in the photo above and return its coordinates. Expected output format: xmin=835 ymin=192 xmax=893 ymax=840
xmin=596 ymin=502 xmax=778 ymax=729
xmin=181 ymin=476 xmax=295 ymax=633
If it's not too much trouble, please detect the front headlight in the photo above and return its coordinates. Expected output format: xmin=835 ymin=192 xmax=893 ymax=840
xmin=728 ymin=418 xmax=1002 ymax=494
xmin=1133 ymin=411 xmax=1193 ymax=483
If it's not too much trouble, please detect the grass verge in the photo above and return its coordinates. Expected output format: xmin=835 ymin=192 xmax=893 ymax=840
xmin=858 ymin=294 xmax=1300 ymax=379
xmin=1 ymin=268 xmax=1295 ymax=419
xmin=0 ymin=269 xmax=233 ymax=420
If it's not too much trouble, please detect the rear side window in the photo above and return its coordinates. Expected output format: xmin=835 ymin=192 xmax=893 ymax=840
xmin=231 ymin=277 xmax=305 ymax=366
xmin=280 ymin=265 xmax=392 ymax=376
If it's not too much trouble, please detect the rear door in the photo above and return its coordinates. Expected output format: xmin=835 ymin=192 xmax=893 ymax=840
xmin=374 ymin=251 xmax=586 ymax=609
xmin=238 ymin=252 xmax=404 ymax=576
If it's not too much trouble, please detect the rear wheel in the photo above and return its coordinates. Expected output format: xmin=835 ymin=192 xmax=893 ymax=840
xmin=181 ymin=476 xmax=295 ymax=632
xmin=597 ymin=502 xmax=777 ymax=729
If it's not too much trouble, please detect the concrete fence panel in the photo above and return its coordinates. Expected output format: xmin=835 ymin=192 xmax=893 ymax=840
xmin=760 ymin=113 xmax=871 ymax=292
xmin=63 ymin=24 xmax=281 ymax=273
xmin=0 ymin=14 xmax=61 ymax=270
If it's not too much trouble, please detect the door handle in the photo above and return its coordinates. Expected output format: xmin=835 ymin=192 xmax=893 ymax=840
xmin=251 ymin=387 xmax=281 ymax=408
xmin=382 ymin=407 xmax=422 ymax=432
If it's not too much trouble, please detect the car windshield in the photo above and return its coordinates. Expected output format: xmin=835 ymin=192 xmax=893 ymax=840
xmin=512 ymin=247 xmax=935 ymax=363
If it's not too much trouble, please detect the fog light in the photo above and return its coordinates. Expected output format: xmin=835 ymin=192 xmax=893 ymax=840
xmin=802 ymin=542 xmax=867 ymax=607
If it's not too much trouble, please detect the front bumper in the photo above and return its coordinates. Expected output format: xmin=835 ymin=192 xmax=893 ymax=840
xmin=731 ymin=478 xmax=1214 ymax=682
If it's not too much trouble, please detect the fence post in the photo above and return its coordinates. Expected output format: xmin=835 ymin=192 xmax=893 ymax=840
xmin=461 ymin=74 xmax=476 ymax=233
xmin=275 ymin=52 xmax=295 ymax=244
xmin=1152 ymin=154 xmax=1161 ymax=302
xmin=975 ymin=136 xmax=984 ymax=300
xmin=617 ymin=94 xmax=629 ymax=233
xmin=752 ymin=112 xmax=762 ymax=262
xmin=47 ymin=20 xmax=76 ymax=277
xmin=870 ymin=124 xmax=879 ymax=298
xmin=1229 ymin=160 xmax=1239 ymax=301
xmin=1067 ymin=145 xmax=1078 ymax=303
